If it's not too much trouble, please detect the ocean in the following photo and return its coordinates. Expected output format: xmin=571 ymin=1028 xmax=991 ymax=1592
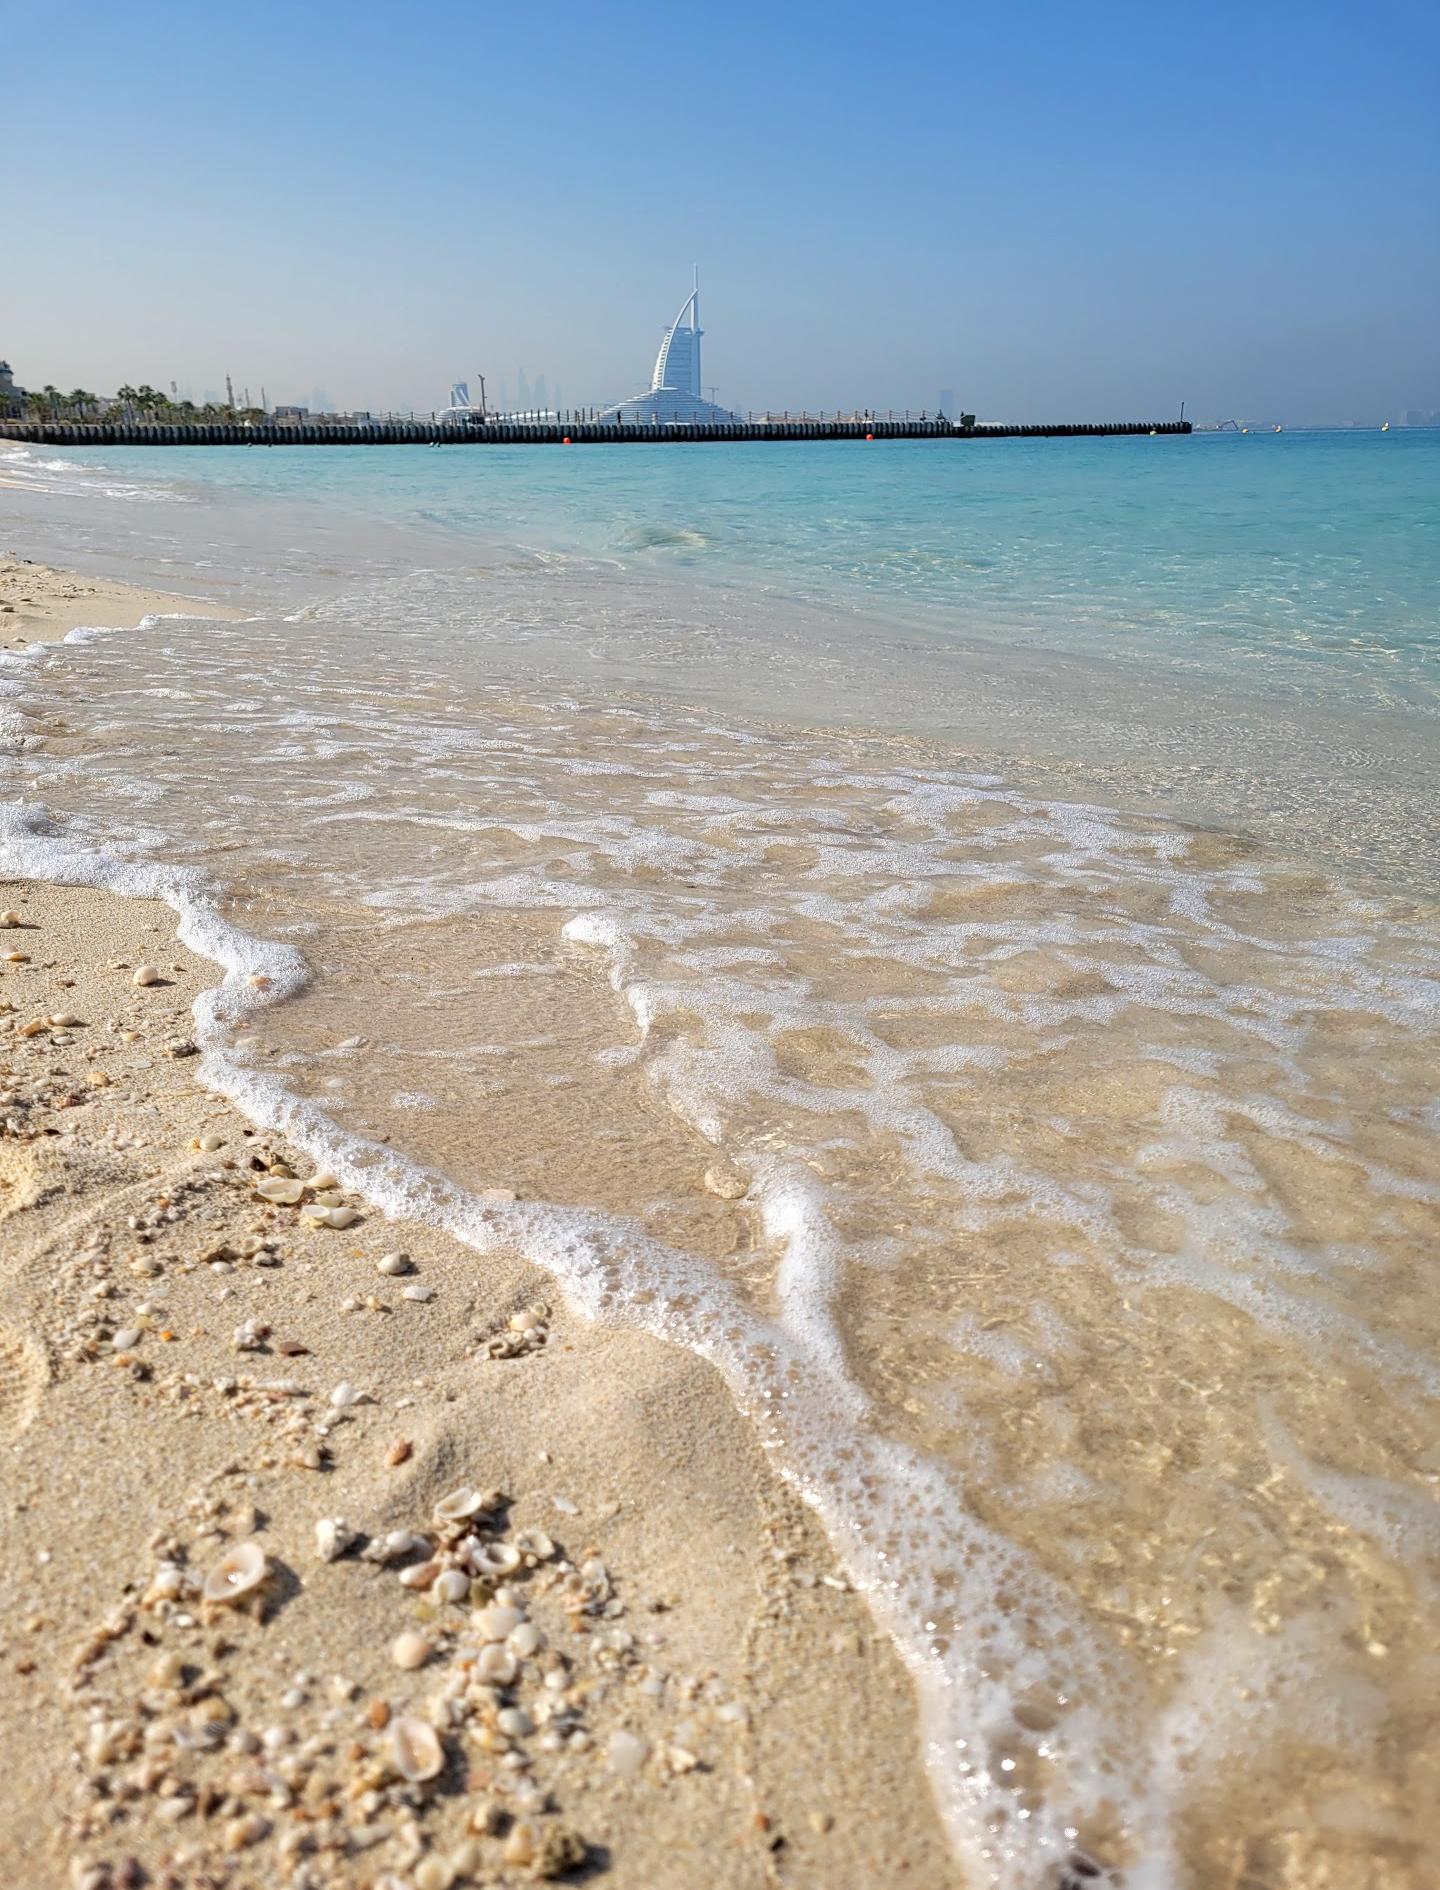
xmin=2 ymin=430 xmax=1437 ymax=1887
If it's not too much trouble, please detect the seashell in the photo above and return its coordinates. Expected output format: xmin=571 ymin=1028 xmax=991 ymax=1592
xmin=403 ymin=1283 xmax=434 ymax=1302
xmin=508 ymin=1621 xmax=545 ymax=1658
xmin=473 ymin=1604 xmax=523 ymax=1643
xmin=111 ymin=1327 xmax=143 ymax=1352
xmin=703 ymin=1165 xmax=748 ymax=1200
xmin=48 ymin=1012 xmax=80 ymax=1028
xmin=496 ymin=1706 xmax=533 ymax=1738
xmin=390 ymin=1631 xmax=432 ymax=1671
xmin=308 ymin=1204 xmax=358 ymax=1228
xmin=197 ymin=1132 xmax=225 ymax=1152
xmin=387 ymin=1715 xmax=444 ymax=1782
xmin=433 ymin=1488 xmax=489 ymax=1524
xmin=361 ymin=1530 xmax=429 ymax=1565
xmin=512 ymin=1529 xmax=555 ymax=1562
xmin=398 ymin=1559 xmax=440 ymax=1590
xmin=314 ymin=1518 xmax=357 ymax=1563
xmin=433 ymin=1568 xmax=470 ymax=1604
xmin=310 ymin=1189 xmax=345 ymax=1208
xmin=132 ymin=966 xmax=161 ymax=987
xmin=202 ymin=1541 xmax=268 ymax=1606
xmin=18 ymin=1019 xmax=48 ymax=1038
xmin=508 ymin=1308 xmax=542 ymax=1333
xmin=328 ymin=1382 xmax=362 ymax=1409
xmin=470 ymin=1541 xmax=521 ymax=1577
xmin=0 ymin=911 xmax=20 ymax=927
xmin=376 ymin=1251 xmax=411 ymax=1276
xmin=503 ymin=1822 xmax=537 ymax=1867
xmin=607 ymin=1728 xmax=650 ymax=1780
xmin=306 ymin=1170 xmax=338 ymax=1190
xmin=255 ymin=1177 xmax=304 ymax=1205
xmin=475 ymin=1645 xmax=518 ymax=1686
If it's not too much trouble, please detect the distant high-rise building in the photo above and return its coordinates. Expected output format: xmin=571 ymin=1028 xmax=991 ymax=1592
xmin=310 ymin=387 xmax=333 ymax=414
xmin=1401 ymin=407 xmax=1438 ymax=427
xmin=602 ymin=272 xmax=738 ymax=424
xmin=938 ymin=387 xmax=956 ymax=416
xmin=516 ymin=369 xmax=531 ymax=411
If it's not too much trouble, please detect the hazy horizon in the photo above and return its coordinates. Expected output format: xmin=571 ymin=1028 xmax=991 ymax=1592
xmin=7 ymin=0 xmax=1438 ymax=424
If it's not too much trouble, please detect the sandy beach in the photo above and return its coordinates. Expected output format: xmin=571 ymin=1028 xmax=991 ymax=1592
xmin=0 ymin=565 xmax=957 ymax=1890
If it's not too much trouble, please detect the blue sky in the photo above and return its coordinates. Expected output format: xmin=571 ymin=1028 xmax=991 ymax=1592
xmin=6 ymin=0 xmax=1438 ymax=420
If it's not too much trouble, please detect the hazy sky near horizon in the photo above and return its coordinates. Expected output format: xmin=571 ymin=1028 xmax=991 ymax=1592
xmin=6 ymin=0 xmax=1438 ymax=421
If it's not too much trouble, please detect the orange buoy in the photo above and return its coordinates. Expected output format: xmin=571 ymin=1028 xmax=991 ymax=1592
xmin=866 ymin=432 xmax=874 ymax=441
xmin=562 ymin=435 xmax=572 ymax=445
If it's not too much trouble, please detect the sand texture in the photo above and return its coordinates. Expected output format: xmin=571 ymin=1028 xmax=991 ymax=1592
xmin=0 ymin=878 xmax=956 ymax=1889
xmin=0 ymin=552 xmax=243 ymax=651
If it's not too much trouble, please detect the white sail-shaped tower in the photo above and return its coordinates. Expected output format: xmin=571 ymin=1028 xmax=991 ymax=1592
xmin=603 ymin=272 xmax=738 ymax=424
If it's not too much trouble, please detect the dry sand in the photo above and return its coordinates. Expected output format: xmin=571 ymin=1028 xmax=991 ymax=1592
xmin=0 ymin=564 xmax=957 ymax=1889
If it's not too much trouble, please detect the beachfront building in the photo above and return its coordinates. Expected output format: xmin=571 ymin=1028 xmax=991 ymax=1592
xmin=601 ymin=275 xmax=739 ymax=425
xmin=0 ymin=360 xmax=22 ymax=416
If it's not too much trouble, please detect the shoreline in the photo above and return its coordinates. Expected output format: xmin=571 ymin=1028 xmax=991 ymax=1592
xmin=0 ymin=566 xmax=958 ymax=1887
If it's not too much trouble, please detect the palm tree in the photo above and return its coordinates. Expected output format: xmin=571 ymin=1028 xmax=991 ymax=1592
xmin=66 ymin=388 xmax=96 ymax=418
xmin=41 ymin=384 xmax=60 ymax=416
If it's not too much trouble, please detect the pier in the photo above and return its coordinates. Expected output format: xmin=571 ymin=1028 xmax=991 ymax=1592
xmin=1 ymin=417 xmax=1191 ymax=448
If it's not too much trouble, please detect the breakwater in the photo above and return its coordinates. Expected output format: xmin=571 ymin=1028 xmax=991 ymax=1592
xmin=2 ymin=417 xmax=1190 ymax=448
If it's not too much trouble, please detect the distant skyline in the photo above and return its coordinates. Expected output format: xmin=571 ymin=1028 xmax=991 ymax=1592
xmin=6 ymin=0 xmax=1438 ymax=423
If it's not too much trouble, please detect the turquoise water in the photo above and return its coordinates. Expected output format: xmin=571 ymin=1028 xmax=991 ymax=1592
xmin=39 ymin=427 xmax=1440 ymax=713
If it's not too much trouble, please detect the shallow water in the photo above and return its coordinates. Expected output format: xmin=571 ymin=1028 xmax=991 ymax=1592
xmin=2 ymin=437 xmax=1438 ymax=1887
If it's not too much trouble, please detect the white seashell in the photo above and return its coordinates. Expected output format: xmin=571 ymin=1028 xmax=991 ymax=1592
xmin=434 ymin=1487 xmax=488 ymax=1524
xmin=255 ymin=1177 xmax=304 ymax=1205
xmin=703 ymin=1165 xmax=748 ymax=1200
xmin=512 ymin=1529 xmax=555 ymax=1562
xmin=314 ymin=1518 xmax=357 ymax=1563
xmin=306 ymin=1170 xmax=338 ymax=1191
xmin=607 ymin=1729 xmax=650 ymax=1780
xmin=387 ymin=1715 xmax=444 ymax=1782
xmin=111 ymin=1327 xmax=143 ymax=1352
xmin=473 ymin=1604 xmax=523 ymax=1643
xmin=361 ymin=1529 xmax=430 ymax=1565
xmin=403 ymin=1283 xmax=434 ymax=1302
xmin=198 ymin=1132 xmax=225 ymax=1152
xmin=475 ymin=1645 xmax=517 ymax=1686
xmin=132 ymin=966 xmax=161 ymax=987
xmin=433 ymin=1568 xmax=470 ymax=1604
xmin=328 ymin=1382 xmax=362 ymax=1409
xmin=48 ymin=1012 xmax=80 ymax=1028
xmin=310 ymin=1189 xmax=345 ymax=1208
xmin=0 ymin=911 xmax=20 ymax=927
xmin=390 ymin=1631 xmax=432 ymax=1671
xmin=471 ymin=1541 xmax=521 ymax=1577
xmin=376 ymin=1252 xmax=411 ymax=1276
xmin=202 ymin=1541 xmax=268 ymax=1605
xmin=508 ymin=1308 xmax=542 ymax=1333
xmin=321 ymin=1205 xmax=359 ymax=1228
xmin=508 ymin=1621 xmax=545 ymax=1658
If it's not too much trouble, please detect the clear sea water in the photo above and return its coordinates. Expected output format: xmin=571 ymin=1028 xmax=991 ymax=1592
xmin=3 ymin=431 xmax=1438 ymax=1888
xmin=16 ymin=427 xmax=1439 ymax=708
